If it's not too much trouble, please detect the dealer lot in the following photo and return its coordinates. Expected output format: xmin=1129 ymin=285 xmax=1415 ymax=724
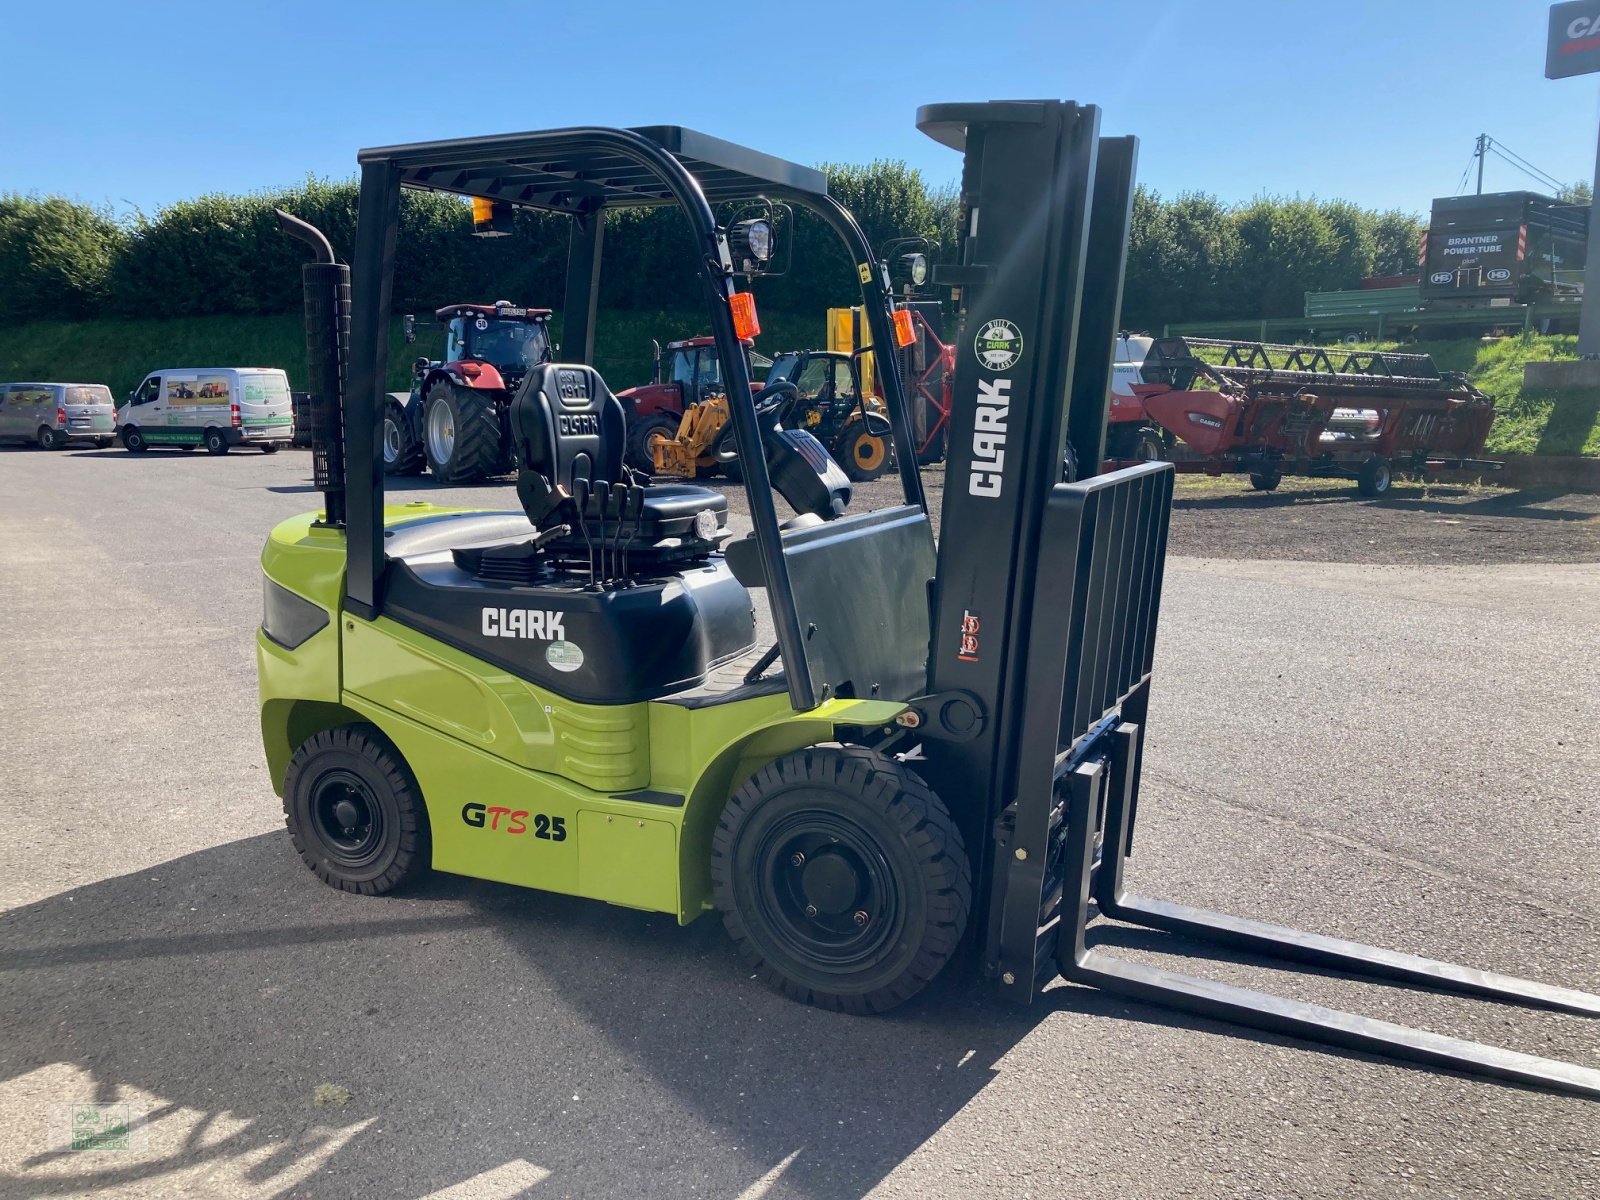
xmin=1 ymin=448 xmax=1596 ymax=1199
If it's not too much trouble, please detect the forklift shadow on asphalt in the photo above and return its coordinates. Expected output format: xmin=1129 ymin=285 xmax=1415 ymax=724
xmin=11 ymin=831 xmax=1577 ymax=1199
xmin=0 ymin=831 xmax=1023 ymax=1198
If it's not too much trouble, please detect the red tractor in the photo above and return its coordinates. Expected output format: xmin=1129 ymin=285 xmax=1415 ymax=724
xmin=618 ymin=336 xmax=767 ymax=473
xmin=386 ymin=302 xmax=553 ymax=482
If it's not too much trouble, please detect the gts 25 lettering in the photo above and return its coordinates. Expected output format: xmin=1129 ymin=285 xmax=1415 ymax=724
xmin=461 ymin=802 xmax=568 ymax=840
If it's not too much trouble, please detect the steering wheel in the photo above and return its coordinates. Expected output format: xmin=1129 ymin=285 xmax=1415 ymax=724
xmin=712 ymin=381 xmax=798 ymax=463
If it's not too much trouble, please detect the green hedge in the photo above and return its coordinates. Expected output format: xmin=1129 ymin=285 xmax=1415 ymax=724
xmin=0 ymin=307 xmax=826 ymax=399
xmin=3 ymin=171 xmax=1424 ymax=330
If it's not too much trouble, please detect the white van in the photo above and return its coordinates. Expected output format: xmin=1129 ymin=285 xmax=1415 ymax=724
xmin=118 ymin=367 xmax=293 ymax=454
xmin=0 ymin=382 xmax=117 ymax=449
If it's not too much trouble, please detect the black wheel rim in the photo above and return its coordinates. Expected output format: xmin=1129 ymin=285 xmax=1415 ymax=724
xmin=308 ymin=769 xmax=386 ymax=867
xmin=753 ymin=810 xmax=902 ymax=971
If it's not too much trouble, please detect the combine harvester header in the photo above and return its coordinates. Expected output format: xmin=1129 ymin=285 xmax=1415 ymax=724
xmin=1127 ymin=336 xmax=1500 ymax=495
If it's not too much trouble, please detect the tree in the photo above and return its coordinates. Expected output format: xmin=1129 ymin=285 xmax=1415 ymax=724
xmin=1369 ymin=209 xmax=1426 ymax=277
xmin=0 ymin=195 xmax=125 ymax=321
xmin=1558 ymin=180 xmax=1592 ymax=206
xmin=1228 ymin=197 xmax=1343 ymax=318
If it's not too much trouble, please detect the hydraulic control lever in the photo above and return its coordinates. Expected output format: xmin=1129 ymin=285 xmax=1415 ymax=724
xmin=590 ymin=481 xmax=611 ymax=590
xmin=572 ymin=477 xmax=594 ymax=584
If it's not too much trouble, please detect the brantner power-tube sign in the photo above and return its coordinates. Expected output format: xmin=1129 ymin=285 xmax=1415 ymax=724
xmin=1549 ymin=1 xmax=1600 ymax=79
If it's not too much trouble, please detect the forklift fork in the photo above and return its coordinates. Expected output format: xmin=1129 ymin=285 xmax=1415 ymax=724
xmin=997 ymin=461 xmax=1600 ymax=1100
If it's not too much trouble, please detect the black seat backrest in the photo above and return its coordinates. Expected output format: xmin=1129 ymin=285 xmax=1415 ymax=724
xmin=511 ymin=363 xmax=628 ymax=526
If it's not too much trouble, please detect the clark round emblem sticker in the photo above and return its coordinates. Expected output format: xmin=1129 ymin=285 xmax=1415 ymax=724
xmin=975 ymin=319 xmax=1023 ymax=371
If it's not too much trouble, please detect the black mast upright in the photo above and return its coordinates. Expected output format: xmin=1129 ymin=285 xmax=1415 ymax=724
xmin=915 ymin=101 xmax=1126 ymax=958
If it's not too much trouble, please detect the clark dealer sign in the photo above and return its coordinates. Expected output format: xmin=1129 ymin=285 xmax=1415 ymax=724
xmin=1548 ymin=1 xmax=1600 ymax=78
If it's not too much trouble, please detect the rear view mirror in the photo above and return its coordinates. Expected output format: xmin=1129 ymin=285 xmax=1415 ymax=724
xmin=402 ymin=314 xmax=416 ymax=343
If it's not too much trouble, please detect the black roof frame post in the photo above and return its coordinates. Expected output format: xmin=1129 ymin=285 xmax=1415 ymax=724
xmin=345 ymin=159 xmax=401 ymax=620
xmin=564 ymin=207 xmax=605 ymax=365
xmin=340 ymin=124 xmax=924 ymax=709
xmin=914 ymin=99 xmax=1102 ymax=903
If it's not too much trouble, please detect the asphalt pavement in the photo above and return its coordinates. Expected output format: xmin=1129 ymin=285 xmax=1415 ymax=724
xmin=1 ymin=445 xmax=1596 ymax=1199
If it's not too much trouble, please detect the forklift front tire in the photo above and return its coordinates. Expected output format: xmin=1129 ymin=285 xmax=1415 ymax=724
xmin=283 ymin=725 xmax=430 ymax=896
xmin=712 ymin=746 xmax=971 ymax=1014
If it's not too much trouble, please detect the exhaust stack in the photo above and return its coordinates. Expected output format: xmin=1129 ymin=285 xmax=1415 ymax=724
xmin=275 ymin=209 xmax=349 ymax=526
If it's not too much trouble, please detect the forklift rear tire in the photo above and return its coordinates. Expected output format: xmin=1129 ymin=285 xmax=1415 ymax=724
xmin=712 ymin=746 xmax=971 ymax=1014
xmin=1248 ymin=472 xmax=1280 ymax=492
xmin=1356 ymin=456 xmax=1392 ymax=498
xmin=204 ymin=428 xmax=230 ymax=455
xmin=423 ymin=381 xmax=501 ymax=483
xmin=283 ymin=725 xmax=430 ymax=896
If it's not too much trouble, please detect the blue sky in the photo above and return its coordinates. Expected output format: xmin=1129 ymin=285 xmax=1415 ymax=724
xmin=2 ymin=0 xmax=1594 ymax=218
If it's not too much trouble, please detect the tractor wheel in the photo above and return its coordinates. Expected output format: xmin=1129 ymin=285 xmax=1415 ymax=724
xmin=1062 ymin=442 xmax=1080 ymax=484
xmin=204 ymin=428 xmax=230 ymax=455
xmin=1356 ymin=456 xmax=1392 ymax=498
xmin=121 ymin=427 xmax=148 ymax=453
xmin=36 ymin=426 xmax=64 ymax=451
xmin=382 ymin=398 xmax=425 ymax=476
xmin=283 ymin=724 xmax=430 ymax=896
xmin=839 ymin=421 xmax=890 ymax=482
xmin=915 ymin=431 xmax=946 ymax=466
xmin=1249 ymin=472 xmax=1281 ymax=492
xmin=628 ymin=413 xmax=680 ymax=476
xmin=1132 ymin=428 xmax=1165 ymax=462
xmin=423 ymin=380 xmax=502 ymax=483
xmin=712 ymin=746 xmax=971 ymax=1014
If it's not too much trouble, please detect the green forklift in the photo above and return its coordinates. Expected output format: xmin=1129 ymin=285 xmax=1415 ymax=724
xmin=262 ymin=110 xmax=1600 ymax=1095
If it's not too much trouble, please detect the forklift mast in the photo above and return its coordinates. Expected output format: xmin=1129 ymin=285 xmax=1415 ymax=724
xmin=917 ymin=100 xmax=1137 ymax=896
xmin=914 ymin=100 xmax=1599 ymax=1098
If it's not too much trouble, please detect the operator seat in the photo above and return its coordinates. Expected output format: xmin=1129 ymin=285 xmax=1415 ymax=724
xmin=510 ymin=362 xmax=725 ymax=538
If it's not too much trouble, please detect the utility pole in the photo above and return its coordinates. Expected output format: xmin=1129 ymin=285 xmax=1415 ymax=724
xmin=1476 ymin=133 xmax=1487 ymax=195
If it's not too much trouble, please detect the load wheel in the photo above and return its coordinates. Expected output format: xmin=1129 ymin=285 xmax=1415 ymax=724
xmin=204 ymin=428 xmax=230 ymax=455
xmin=283 ymin=725 xmax=430 ymax=895
xmin=36 ymin=426 xmax=64 ymax=450
xmin=1249 ymin=472 xmax=1281 ymax=492
xmin=423 ymin=380 xmax=502 ymax=483
xmin=839 ymin=421 xmax=890 ymax=482
xmin=383 ymin=398 xmax=425 ymax=476
xmin=1356 ymin=456 xmax=1392 ymax=498
xmin=712 ymin=746 xmax=971 ymax=1014
xmin=122 ymin=427 xmax=148 ymax=453
xmin=627 ymin=412 xmax=680 ymax=474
